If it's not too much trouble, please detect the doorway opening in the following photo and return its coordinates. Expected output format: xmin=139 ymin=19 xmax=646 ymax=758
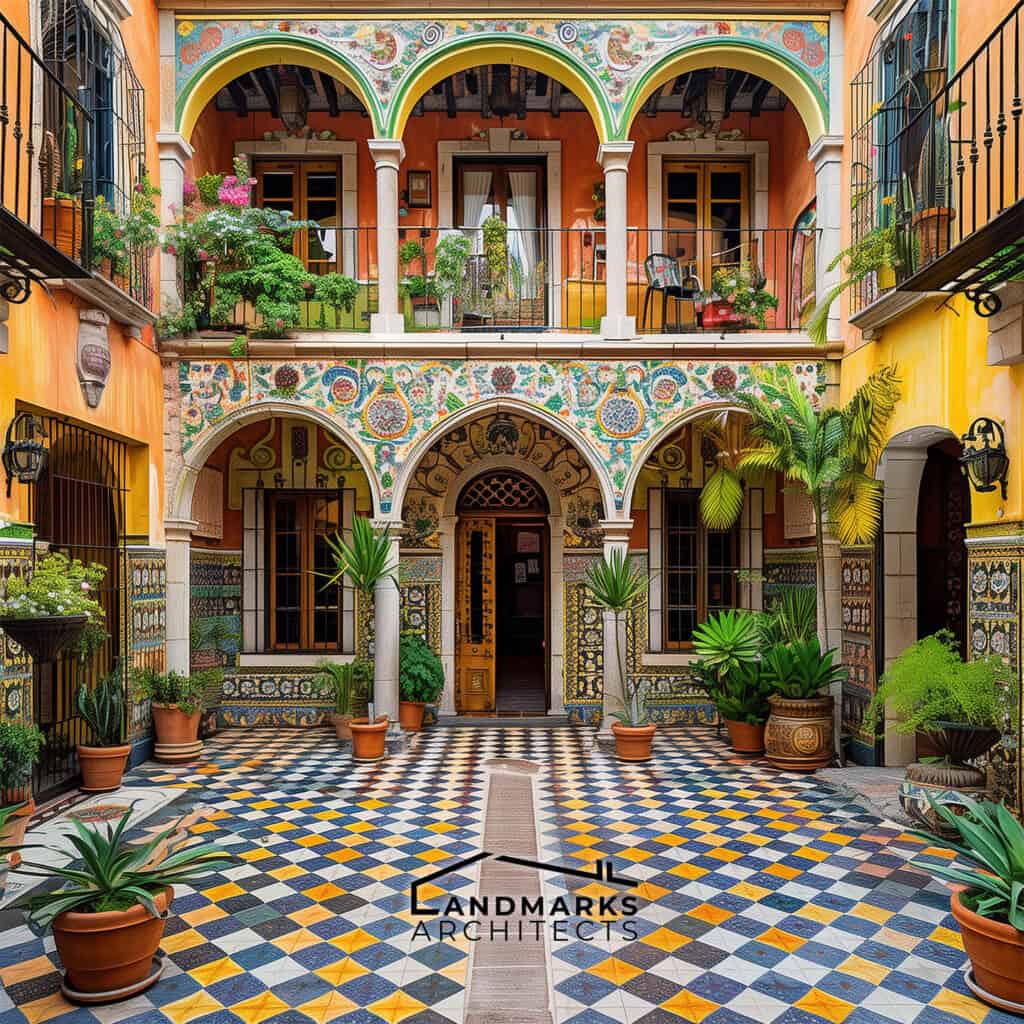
xmin=455 ymin=470 xmax=549 ymax=714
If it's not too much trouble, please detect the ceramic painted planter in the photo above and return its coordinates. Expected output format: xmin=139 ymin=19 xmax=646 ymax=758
xmin=0 ymin=797 xmax=35 ymax=868
xmin=53 ymin=886 xmax=171 ymax=997
xmin=151 ymin=704 xmax=202 ymax=764
xmin=952 ymin=889 xmax=1024 ymax=1007
xmin=398 ymin=700 xmax=426 ymax=732
xmin=77 ymin=745 xmax=131 ymax=793
xmin=349 ymin=716 xmax=389 ymax=761
xmin=330 ymin=713 xmax=354 ymax=741
xmin=765 ymin=694 xmax=834 ymax=771
xmin=611 ymin=722 xmax=657 ymax=762
xmin=724 ymin=720 xmax=766 ymax=755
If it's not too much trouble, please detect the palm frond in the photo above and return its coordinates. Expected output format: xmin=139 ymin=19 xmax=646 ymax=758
xmin=700 ymin=467 xmax=744 ymax=530
xmin=829 ymin=474 xmax=884 ymax=545
xmin=842 ymin=365 xmax=902 ymax=470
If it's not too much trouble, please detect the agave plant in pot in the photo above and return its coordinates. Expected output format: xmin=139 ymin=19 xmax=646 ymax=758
xmin=761 ymin=639 xmax=846 ymax=771
xmin=585 ymin=550 xmax=652 ymax=761
xmin=19 ymin=809 xmax=232 ymax=1002
xmin=710 ymin=661 xmax=772 ymax=755
xmin=398 ymin=632 xmax=445 ymax=732
xmin=0 ymin=722 xmax=44 ymax=867
xmin=76 ymin=665 xmax=131 ymax=792
xmin=132 ymin=669 xmax=208 ymax=764
xmin=316 ymin=658 xmax=372 ymax=741
xmin=911 ymin=794 xmax=1024 ymax=1010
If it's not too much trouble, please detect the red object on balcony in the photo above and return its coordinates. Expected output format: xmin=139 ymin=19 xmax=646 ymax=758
xmin=700 ymin=300 xmax=745 ymax=330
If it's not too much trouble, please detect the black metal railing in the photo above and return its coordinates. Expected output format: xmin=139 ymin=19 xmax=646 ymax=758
xmin=0 ymin=10 xmax=93 ymax=299
xmin=627 ymin=227 xmax=820 ymax=334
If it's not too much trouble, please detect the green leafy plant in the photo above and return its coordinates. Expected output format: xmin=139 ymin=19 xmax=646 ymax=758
xmin=123 ymin=174 xmax=161 ymax=255
xmin=91 ymin=195 xmax=128 ymax=272
xmin=0 ymin=801 xmax=28 ymax=862
xmin=695 ymin=411 xmax=749 ymax=530
xmin=314 ymin=273 xmax=359 ymax=327
xmin=434 ymin=233 xmax=471 ymax=301
xmin=20 ymin=808 xmax=232 ymax=926
xmin=864 ymin=630 xmax=1015 ymax=737
xmin=481 ymin=215 xmax=508 ymax=288
xmin=758 ymin=586 xmax=817 ymax=646
xmin=195 ymin=173 xmax=225 ymax=206
xmin=77 ymin=666 xmax=124 ymax=747
xmin=229 ymin=335 xmax=248 ymax=358
xmin=399 ymin=633 xmax=445 ymax=704
xmin=584 ymin=551 xmax=648 ymax=726
xmin=315 ymin=660 xmax=371 ymax=716
xmin=191 ymin=667 xmax=225 ymax=711
xmin=708 ymin=263 xmax=778 ymax=329
xmin=692 ymin=610 xmax=761 ymax=685
xmin=403 ymin=275 xmax=440 ymax=301
xmin=0 ymin=552 xmax=108 ymax=663
xmin=321 ymin=516 xmax=396 ymax=598
xmin=213 ymin=240 xmax=312 ymax=337
xmin=0 ymin=722 xmax=44 ymax=795
xmin=713 ymin=661 xmax=772 ymax=725
xmin=761 ymin=639 xmax=845 ymax=700
xmin=399 ymin=241 xmax=424 ymax=269
xmin=911 ymin=793 xmax=1024 ymax=929
xmin=132 ymin=668 xmax=207 ymax=715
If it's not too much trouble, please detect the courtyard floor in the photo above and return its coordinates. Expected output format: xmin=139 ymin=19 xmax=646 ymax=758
xmin=0 ymin=726 xmax=1016 ymax=1024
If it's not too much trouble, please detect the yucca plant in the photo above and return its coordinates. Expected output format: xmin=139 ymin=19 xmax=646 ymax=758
xmin=692 ymin=609 xmax=761 ymax=684
xmin=760 ymin=639 xmax=846 ymax=700
xmin=584 ymin=551 xmax=648 ymax=726
xmin=321 ymin=515 xmax=396 ymax=598
xmin=713 ymin=661 xmax=772 ymax=725
xmin=758 ymin=586 xmax=817 ymax=646
xmin=911 ymin=794 xmax=1024 ymax=930
xmin=77 ymin=664 xmax=124 ymax=747
xmin=20 ymin=808 xmax=233 ymax=927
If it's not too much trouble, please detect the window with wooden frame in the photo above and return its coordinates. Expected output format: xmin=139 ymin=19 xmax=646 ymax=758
xmin=662 ymin=160 xmax=751 ymax=288
xmin=267 ymin=490 xmax=343 ymax=651
xmin=663 ymin=488 xmax=740 ymax=648
xmin=254 ymin=160 xmax=342 ymax=275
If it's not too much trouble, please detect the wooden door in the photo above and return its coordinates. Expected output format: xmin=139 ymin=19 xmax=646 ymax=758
xmin=456 ymin=516 xmax=496 ymax=712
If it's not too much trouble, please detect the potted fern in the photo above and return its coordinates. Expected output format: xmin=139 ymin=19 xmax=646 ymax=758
xmin=76 ymin=665 xmax=131 ymax=792
xmin=398 ymin=632 xmax=445 ymax=731
xmin=584 ymin=551 xmax=652 ymax=761
xmin=316 ymin=658 xmax=371 ymax=740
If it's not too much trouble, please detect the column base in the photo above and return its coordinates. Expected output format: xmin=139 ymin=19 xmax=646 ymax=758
xmin=370 ymin=312 xmax=406 ymax=335
xmin=600 ymin=315 xmax=637 ymax=341
xmin=385 ymin=720 xmax=409 ymax=754
xmin=595 ymin=726 xmax=617 ymax=751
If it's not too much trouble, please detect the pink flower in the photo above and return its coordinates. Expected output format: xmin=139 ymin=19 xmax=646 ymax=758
xmin=165 ymin=244 xmax=177 ymax=256
xmin=198 ymin=249 xmax=209 ymax=261
xmin=274 ymin=318 xmax=285 ymax=328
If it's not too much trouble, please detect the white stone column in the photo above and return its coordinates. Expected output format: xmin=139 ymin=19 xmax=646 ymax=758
xmin=598 ymin=142 xmax=636 ymax=341
xmin=368 ymin=139 xmax=406 ymax=335
xmin=372 ymin=523 xmax=404 ymax=746
xmin=810 ymin=135 xmax=844 ymax=343
xmin=156 ymin=132 xmax=193 ymax=314
xmin=164 ymin=518 xmax=196 ymax=676
xmin=596 ymin=519 xmax=634 ymax=745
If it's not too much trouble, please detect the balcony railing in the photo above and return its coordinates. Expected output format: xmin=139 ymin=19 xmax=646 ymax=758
xmin=886 ymin=1 xmax=1024 ymax=308
xmin=0 ymin=10 xmax=93 ymax=301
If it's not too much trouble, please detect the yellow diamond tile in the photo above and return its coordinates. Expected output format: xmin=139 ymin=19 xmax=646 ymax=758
xmin=659 ymin=989 xmax=718 ymax=1022
xmin=566 ymin=833 xmax=602 ymax=847
xmin=162 ymin=991 xmax=225 ymax=1024
xmin=798 ymin=903 xmax=841 ymax=925
xmin=571 ymin=847 xmax=604 ymax=863
xmin=227 ymin=790 xmax=255 ymax=800
xmin=794 ymin=988 xmax=855 ymax=1023
xmin=700 ymin=789 xmax=727 ymax=799
xmin=608 ymin=821 xmax=640 ymax=833
xmin=426 ymin=822 xmax=456 ymax=833
xmin=313 ymin=809 xmax=343 ymax=821
xmin=345 ymin=821 xmax=375 ymax=833
xmin=588 ymin=956 xmax=644 ymax=985
xmin=327 ymin=847 xmax=364 ymax=863
xmin=767 ymin=820 xmax=799 ymax=832
xmin=330 ymin=928 xmax=379 ymax=954
xmin=819 ymin=831 xmax=853 ymax=845
xmin=729 ymin=882 xmax=772 ymax=901
xmin=668 ymin=862 xmax=708 ymax=881
xmin=417 ymin=848 xmax=453 ymax=862
xmin=286 ymin=799 xmax=315 ymax=810
xmin=240 ymin=848 xmax=273 ymax=863
xmin=290 ymin=904 xmax=335 ymax=926
xmin=272 ymin=928 xmax=323 ymax=954
xmin=562 ymin=799 xmax=589 ymax=809
xmin=929 ymin=925 xmax=965 ymax=949
xmin=380 ymin=835 xmax=411 ymax=847
xmin=414 ymin=882 xmax=446 ymax=901
xmin=574 ymin=882 xmax=616 ymax=901
xmin=232 ymin=992 xmax=290 ymax=1024
xmin=617 ymin=847 xmax=653 ymax=862
xmin=653 ymin=832 xmax=686 ymax=846
xmin=634 ymin=881 xmax=671 ymax=902
xmin=358 ymin=798 xmax=388 ymax=810
xmin=367 ymin=992 xmax=427 ymax=1024
xmin=688 ymin=903 xmax=733 ymax=925
xmin=303 ymin=882 xmax=346 ymax=901
xmin=706 ymin=847 xmax=743 ymax=862
xmin=269 ymin=864 xmax=307 ymax=881
xmin=365 ymin=863 xmax=402 ymax=880
xmin=189 ymin=957 xmax=243 ymax=987
xmin=250 ymin=800 xmax=279 ymax=810
xmin=876 ymin=926 xmax=923 ymax=952
xmin=180 ymin=904 xmax=228 ymax=926
xmin=679 ymin=809 xmax=710 ymax=820
xmin=315 ymin=957 xmax=370 ymax=987
xmin=758 ymin=928 xmax=807 ymax=953
xmin=0 ymin=956 xmax=55 ymax=987
xmin=794 ymin=845 xmax=829 ymax=862
xmin=299 ymin=992 xmax=358 ymax=1024
xmin=202 ymin=882 xmax=245 ymax=901
xmin=266 ymin=821 xmax=298 ymax=833
xmin=296 ymin=834 xmax=329 ymax=848
xmin=765 ymin=863 xmax=802 ymax=880
xmin=161 ymin=928 xmax=206 ymax=954
xmin=930 ymin=987 xmax=989 ymax=1023
xmin=837 ymin=955 xmax=889 ymax=985
xmin=566 ymin=821 xmax=596 ymax=831
xmin=641 ymin=927 xmax=691 ymax=952
xmin=852 ymin=903 xmax=892 ymax=924
xmin=717 ymin=808 xmax=746 ymax=820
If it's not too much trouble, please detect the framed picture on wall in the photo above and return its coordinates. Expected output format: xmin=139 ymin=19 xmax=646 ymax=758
xmin=407 ymin=170 xmax=431 ymax=208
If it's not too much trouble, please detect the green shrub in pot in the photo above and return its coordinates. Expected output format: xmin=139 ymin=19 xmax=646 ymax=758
xmin=398 ymin=633 xmax=444 ymax=731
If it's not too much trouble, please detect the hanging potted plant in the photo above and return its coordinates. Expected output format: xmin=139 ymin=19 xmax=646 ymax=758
xmin=398 ymin=632 xmax=444 ymax=732
xmin=322 ymin=516 xmax=397 ymax=761
xmin=761 ymin=639 xmax=846 ymax=771
xmin=0 ymin=553 xmax=107 ymax=663
xmin=316 ymin=659 xmax=372 ymax=740
xmin=18 ymin=809 xmax=231 ymax=1002
xmin=584 ymin=550 xmax=653 ymax=761
xmin=76 ymin=665 xmax=131 ymax=792
xmin=132 ymin=668 xmax=207 ymax=764
xmin=0 ymin=722 xmax=44 ymax=866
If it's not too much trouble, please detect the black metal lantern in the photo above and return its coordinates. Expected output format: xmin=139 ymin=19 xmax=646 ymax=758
xmin=2 ymin=412 xmax=48 ymax=497
xmin=960 ymin=416 xmax=1009 ymax=500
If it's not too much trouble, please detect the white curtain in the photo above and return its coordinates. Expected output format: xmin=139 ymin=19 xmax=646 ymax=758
xmin=508 ymin=171 xmax=539 ymax=299
xmin=461 ymin=170 xmax=492 ymax=252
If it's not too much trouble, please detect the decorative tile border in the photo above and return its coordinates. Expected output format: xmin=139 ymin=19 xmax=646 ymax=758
xmin=0 ymin=541 xmax=33 ymax=723
xmin=127 ymin=548 xmax=168 ymax=741
xmin=840 ymin=546 xmax=878 ymax=766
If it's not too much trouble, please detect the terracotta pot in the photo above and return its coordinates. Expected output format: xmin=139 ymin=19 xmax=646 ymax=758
xmin=611 ymin=722 xmax=657 ymax=762
xmin=349 ymin=716 xmax=389 ymax=761
xmin=765 ymin=694 xmax=834 ymax=771
xmin=952 ymin=889 xmax=1024 ymax=1006
xmin=913 ymin=206 xmax=956 ymax=264
xmin=0 ymin=798 xmax=35 ymax=869
xmin=53 ymin=886 xmax=171 ymax=996
xmin=42 ymin=197 xmax=83 ymax=262
xmin=398 ymin=700 xmax=426 ymax=732
xmin=77 ymin=745 xmax=131 ymax=793
xmin=725 ymin=719 xmax=766 ymax=755
xmin=330 ymin=713 xmax=354 ymax=741
xmin=151 ymin=704 xmax=202 ymax=764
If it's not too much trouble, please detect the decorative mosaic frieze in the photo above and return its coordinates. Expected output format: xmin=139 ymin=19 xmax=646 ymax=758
xmin=763 ymin=548 xmax=816 ymax=596
xmin=0 ymin=541 xmax=32 ymax=723
xmin=839 ymin=546 xmax=878 ymax=766
xmin=127 ymin=549 xmax=168 ymax=740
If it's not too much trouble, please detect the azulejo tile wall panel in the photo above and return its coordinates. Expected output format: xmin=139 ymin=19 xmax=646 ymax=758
xmin=840 ymin=546 xmax=878 ymax=766
xmin=0 ymin=541 xmax=33 ymax=723
xmin=127 ymin=549 xmax=168 ymax=740
xmin=175 ymin=17 xmax=830 ymax=137
xmin=190 ymin=549 xmax=241 ymax=671
xmin=218 ymin=668 xmax=330 ymax=728
xmin=966 ymin=531 xmax=1022 ymax=812
xmin=179 ymin=359 xmax=824 ymax=513
xmin=763 ymin=547 xmax=816 ymax=598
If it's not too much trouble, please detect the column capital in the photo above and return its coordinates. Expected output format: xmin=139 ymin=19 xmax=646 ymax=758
xmin=156 ymin=131 xmax=194 ymax=168
xmin=597 ymin=141 xmax=635 ymax=173
xmin=164 ymin=518 xmax=196 ymax=542
xmin=808 ymin=134 xmax=843 ymax=168
xmin=600 ymin=518 xmax=635 ymax=545
xmin=368 ymin=139 xmax=406 ymax=172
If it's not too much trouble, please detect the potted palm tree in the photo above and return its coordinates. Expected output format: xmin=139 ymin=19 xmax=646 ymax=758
xmin=584 ymin=550 xmax=652 ymax=761
xmin=76 ymin=665 xmax=131 ymax=792
xmin=911 ymin=793 xmax=1024 ymax=1009
xmin=322 ymin=516 xmax=396 ymax=760
xmin=398 ymin=632 xmax=445 ymax=731
xmin=132 ymin=669 xmax=207 ymax=764
xmin=19 ymin=809 xmax=231 ymax=1002
xmin=316 ymin=659 xmax=371 ymax=740
xmin=0 ymin=722 xmax=44 ymax=866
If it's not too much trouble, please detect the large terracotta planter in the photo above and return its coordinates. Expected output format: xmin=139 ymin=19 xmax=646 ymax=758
xmin=765 ymin=694 xmax=834 ymax=771
xmin=330 ymin=713 xmax=354 ymax=741
xmin=398 ymin=700 xmax=426 ymax=732
xmin=349 ymin=716 xmax=388 ymax=761
xmin=611 ymin=722 xmax=657 ymax=762
xmin=913 ymin=207 xmax=956 ymax=264
xmin=42 ymin=197 xmax=83 ymax=262
xmin=151 ymin=704 xmax=202 ymax=764
xmin=725 ymin=719 xmax=766 ymax=755
xmin=952 ymin=889 xmax=1024 ymax=1008
xmin=0 ymin=797 xmax=35 ymax=868
xmin=53 ymin=886 xmax=171 ymax=997
xmin=77 ymin=745 xmax=131 ymax=793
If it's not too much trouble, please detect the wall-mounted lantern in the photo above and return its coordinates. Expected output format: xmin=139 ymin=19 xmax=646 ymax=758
xmin=960 ymin=416 xmax=1009 ymax=500
xmin=2 ymin=412 xmax=48 ymax=497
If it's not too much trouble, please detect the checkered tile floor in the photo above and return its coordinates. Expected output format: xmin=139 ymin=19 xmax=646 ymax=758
xmin=0 ymin=727 xmax=1016 ymax=1024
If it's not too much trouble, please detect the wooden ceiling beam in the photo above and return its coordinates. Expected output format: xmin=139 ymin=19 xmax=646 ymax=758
xmin=444 ymin=77 xmax=457 ymax=118
xmin=318 ymin=72 xmax=339 ymax=116
xmin=226 ymin=79 xmax=248 ymax=117
xmin=550 ymin=79 xmax=562 ymax=118
xmin=254 ymin=67 xmax=280 ymax=118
